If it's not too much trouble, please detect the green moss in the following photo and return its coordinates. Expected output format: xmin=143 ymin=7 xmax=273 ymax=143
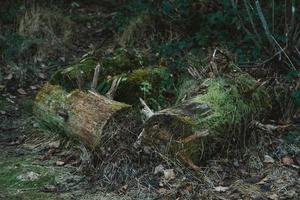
xmin=115 ymin=66 xmax=172 ymax=107
xmin=193 ymin=74 xmax=271 ymax=134
xmin=50 ymin=48 xmax=144 ymax=91
xmin=50 ymin=56 xmax=98 ymax=90
xmin=110 ymin=101 xmax=131 ymax=111
xmin=34 ymin=83 xmax=68 ymax=135
xmin=0 ymin=155 xmax=64 ymax=200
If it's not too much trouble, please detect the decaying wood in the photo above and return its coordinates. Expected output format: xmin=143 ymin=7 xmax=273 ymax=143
xmin=141 ymin=73 xmax=272 ymax=168
xmin=106 ymin=77 xmax=122 ymax=99
xmin=35 ymin=72 xmax=272 ymax=170
xmin=34 ymin=83 xmax=131 ymax=149
xmin=91 ymin=63 xmax=101 ymax=92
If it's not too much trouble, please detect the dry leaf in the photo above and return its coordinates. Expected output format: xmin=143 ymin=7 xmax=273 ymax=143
xmin=56 ymin=161 xmax=65 ymax=166
xmin=38 ymin=73 xmax=46 ymax=79
xmin=4 ymin=73 xmax=13 ymax=80
xmin=163 ymin=169 xmax=176 ymax=180
xmin=214 ymin=186 xmax=229 ymax=192
xmin=158 ymin=188 xmax=167 ymax=194
xmin=154 ymin=164 xmax=164 ymax=175
xmin=267 ymin=194 xmax=278 ymax=200
xmin=282 ymin=155 xmax=294 ymax=166
xmin=17 ymin=88 xmax=27 ymax=95
xmin=48 ymin=141 xmax=60 ymax=148
xmin=264 ymin=155 xmax=275 ymax=163
xmin=30 ymin=85 xmax=37 ymax=90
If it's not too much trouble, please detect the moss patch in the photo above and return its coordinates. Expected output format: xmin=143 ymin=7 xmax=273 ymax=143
xmin=193 ymin=74 xmax=271 ymax=134
xmin=0 ymin=154 xmax=65 ymax=199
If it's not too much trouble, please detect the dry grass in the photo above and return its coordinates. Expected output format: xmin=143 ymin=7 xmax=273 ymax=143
xmin=18 ymin=5 xmax=73 ymax=61
xmin=118 ymin=13 xmax=155 ymax=47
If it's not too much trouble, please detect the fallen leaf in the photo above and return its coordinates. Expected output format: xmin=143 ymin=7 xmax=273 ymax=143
xmin=163 ymin=169 xmax=175 ymax=180
xmin=282 ymin=155 xmax=294 ymax=166
xmin=48 ymin=141 xmax=60 ymax=149
xmin=154 ymin=164 xmax=164 ymax=175
xmin=30 ymin=85 xmax=37 ymax=90
xmin=17 ymin=171 xmax=40 ymax=181
xmin=158 ymin=188 xmax=167 ymax=194
xmin=267 ymin=194 xmax=278 ymax=200
xmin=56 ymin=161 xmax=65 ymax=166
xmin=0 ymin=110 xmax=6 ymax=115
xmin=17 ymin=88 xmax=27 ymax=95
xmin=214 ymin=186 xmax=229 ymax=192
xmin=4 ymin=73 xmax=13 ymax=80
xmin=38 ymin=73 xmax=46 ymax=79
xmin=43 ymin=184 xmax=58 ymax=193
xmin=264 ymin=155 xmax=275 ymax=163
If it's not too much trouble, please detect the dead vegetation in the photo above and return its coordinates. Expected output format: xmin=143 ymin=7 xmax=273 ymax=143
xmin=18 ymin=5 xmax=73 ymax=61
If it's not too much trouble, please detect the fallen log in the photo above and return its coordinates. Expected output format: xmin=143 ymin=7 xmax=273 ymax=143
xmin=33 ymin=83 xmax=133 ymax=150
xmin=141 ymin=73 xmax=272 ymax=169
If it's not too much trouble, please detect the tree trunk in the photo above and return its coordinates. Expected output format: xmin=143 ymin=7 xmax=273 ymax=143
xmin=34 ymin=83 xmax=132 ymax=150
xmin=141 ymin=73 xmax=272 ymax=169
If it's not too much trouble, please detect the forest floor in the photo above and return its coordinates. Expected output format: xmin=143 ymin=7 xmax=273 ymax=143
xmin=0 ymin=92 xmax=299 ymax=199
xmin=0 ymin=3 xmax=300 ymax=200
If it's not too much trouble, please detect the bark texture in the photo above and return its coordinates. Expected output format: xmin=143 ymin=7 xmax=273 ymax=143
xmin=34 ymin=83 xmax=131 ymax=149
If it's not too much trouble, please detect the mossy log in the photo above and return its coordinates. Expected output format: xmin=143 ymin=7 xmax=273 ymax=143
xmin=141 ymin=73 xmax=272 ymax=169
xmin=34 ymin=83 xmax=132 ymax=150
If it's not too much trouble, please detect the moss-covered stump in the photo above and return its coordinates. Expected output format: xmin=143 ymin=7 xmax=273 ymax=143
xmin=34 ymin=83 xmax=132 ymax=150
xmin=141 ymin=73 xmax=272 ymax=169
xmin=115 ymin=66 xmax=174 ymax=107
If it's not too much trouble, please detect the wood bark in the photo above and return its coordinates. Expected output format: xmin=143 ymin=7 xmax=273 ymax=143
xmin=34 ymin=83 xmax=132 ymax=150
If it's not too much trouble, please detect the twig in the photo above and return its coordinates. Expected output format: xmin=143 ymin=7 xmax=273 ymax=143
xmin=271 ymin=36 xmax=296 ymax=70
xmin=91 ymin=63 xmax=101 ymax=92
xmin=178 ymin=130 xmax=209 ymax=143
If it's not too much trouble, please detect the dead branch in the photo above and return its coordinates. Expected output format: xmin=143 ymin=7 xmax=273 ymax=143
xmin=91 ymin=63 xmax=101 ymax=92
xmin=106 ymin=77 xmax=122 ymax=99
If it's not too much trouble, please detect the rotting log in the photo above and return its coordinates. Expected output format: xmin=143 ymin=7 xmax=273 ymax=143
xmin=33 ymin=83 xmax=133 ymax=150
xmin=141 ymin=73 xmax=272 ymax=169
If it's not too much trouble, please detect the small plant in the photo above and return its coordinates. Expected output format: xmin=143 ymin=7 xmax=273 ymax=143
xmin=140 ymin=81 xmax=152 ymax=99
